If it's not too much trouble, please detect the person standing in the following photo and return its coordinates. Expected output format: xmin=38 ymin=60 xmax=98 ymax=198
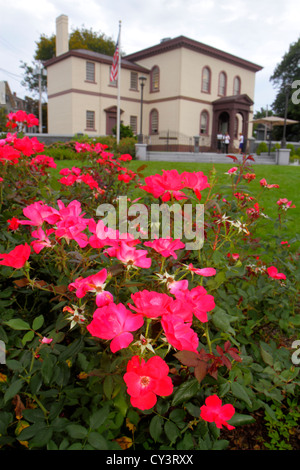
xmin=224 ymin=132 xmax=230 ymax=153
xmin=238 ymin=133 xmax=244 ymax=154
xmin=217 ymin=133 xmax=223 ymax=153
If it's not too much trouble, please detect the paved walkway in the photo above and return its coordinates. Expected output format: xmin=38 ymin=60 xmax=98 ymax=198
xmin=144 ymin=151 xmax=278 ymax=165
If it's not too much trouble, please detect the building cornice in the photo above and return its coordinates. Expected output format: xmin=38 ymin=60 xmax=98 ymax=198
xmin=125 ymin=36 xmax=263 ymax=73
xmin=48 ymin=87 xmax=213 ymax=107
xmin=44 ymin=49 xmax=150 ymax=74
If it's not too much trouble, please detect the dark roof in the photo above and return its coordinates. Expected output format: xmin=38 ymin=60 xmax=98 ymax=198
xmin=44 ymin=49 xmax=149 ymax=73
xmin=125 ymin=36 xmax=263 ymax=73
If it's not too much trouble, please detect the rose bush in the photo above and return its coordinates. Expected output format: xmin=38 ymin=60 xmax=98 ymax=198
xmin=0 ymin=112 xmax=299 ymax=451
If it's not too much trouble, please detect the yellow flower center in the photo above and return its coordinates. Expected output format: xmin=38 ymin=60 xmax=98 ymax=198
xmin=140 ymin=376 xmax=150 ymax=387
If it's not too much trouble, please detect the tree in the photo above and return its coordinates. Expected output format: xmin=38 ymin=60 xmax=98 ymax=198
xmin=0 ymin=107 xmax=8 ymax=132
xmin=34 ymin=27 xmax=117 ymax=62
xmin=270 ymin=37 xmax=300 ymax=141
xmin=20 ymin=26 xmax=118 ymax=98
xmin=20 ymin=61 xmax=47 ymax=96
xmin=253 ymin=107 xmax=274 ymax=120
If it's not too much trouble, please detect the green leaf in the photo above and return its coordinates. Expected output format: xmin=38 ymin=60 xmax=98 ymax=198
xmin=4 ymin=379 xmax=24 ymax=403
xmin=169 ymin=409 xmax=186 ymax=424
xmin=212 ymin=250 xmax=224 ymax=266
xmin=231 ymin=382 xmax=252 ymax=407
xmin=164 ymin=421 xmax=181 ymax=444
xmin=47 ymin=440 xmax=58 ymax=450
xmin=0 ymin=412 xmax=13 ymax=434
xmin=113 ymin=391 xmax=128 ymax=417
xmin=4 ymin=318 xmax=31 ymax=330
xmin=127 ymin=409 xmax=140 ymax=426
xmin=41 ymin=355 xmax=54 ymax=384
xmin=66 ymin=424 xmax=88 ymax=439
xmin=260 ymin=342 xmax=274 ymax=366
xmin=30 ymin=427 xmax=53 ymax=448
xmin=89 ymin=404 xmax=110 ymax=430
xmin=68 ymin=443 xmax=83 ymax=450
xmin=5 ymin=359 xmax=23 ymax=371
xmin=59 ymin=438 xmax=70 ymax=450
xmin=260 ymin=402 xmax=278 ymax=421
xmin=176 ymin=432 xmax=194 ymax=450
xmin=103 ymin=375 xmax=114 ymax=399
xmin=218 ymin=382 xmax=231 ymax=397
xmin=17 ymin=422 xmax=47 ymax=441
xmin=185 ymin=402 xmax=201 ymax=418
xmin=172 ymin=378 xmax=199 ymax=407
xmin=228 ymin=413 xmax=256 ymax=426
xmin=59 ymin=337 xmax=83 ymax=361
xmin=0 ymin=326 xmax=8 ymax=343
xmin=290 ymin=315 xmax=300 ymax=326
xmin=23 ymin=409 xmax=45 ymax=423
xmin=30 ymin=372 xmax=42 ymax=395
xmin=211 ymin=307 xmax=237 ymax=335
xmin=22 ymin=330 xmax=35 ymax=345
xmin=207 ymin=270 xmax=226 ymax=290
xmin=0 ymin=287 xmax=13 ymax=299
xmin=32 ymin=315 xmax=44 ymax=331
xmin=87 ymin=432 xmax=108 ymax=450
xmin=212 ymin=439 xmax=229 ymax=450
xmin=156 ymin=399 xmax=170 ymax=415
xmin=149 ymin=415 xmax=163 ymax=442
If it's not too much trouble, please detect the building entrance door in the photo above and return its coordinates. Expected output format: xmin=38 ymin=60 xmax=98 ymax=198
xmin=107 ymin=114 xmax=117 ymax=135
xmin=105 ymin=106 xmax=123 ymax=136
xmin=218 ymin=111 xmax=230 ymax=134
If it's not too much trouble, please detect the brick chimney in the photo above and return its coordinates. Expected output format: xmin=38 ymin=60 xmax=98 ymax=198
xmin=56 ymin=15 xmax=69 ymax=56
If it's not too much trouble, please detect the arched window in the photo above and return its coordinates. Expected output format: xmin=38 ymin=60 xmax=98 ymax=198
xmin=218 ymin=72 xmax=227 ymax=96
xmin=202 ymin=67 xmax=211 ymax=93
xmin=233 ymin=76 xmax=241 ymax=95
xmin=150 ymin=109 xmax=159 ymax=134
xmin=200 ymin=110 xmax=209 ymax=135
xmin=151 ymin=66 xmax=160 ymax=92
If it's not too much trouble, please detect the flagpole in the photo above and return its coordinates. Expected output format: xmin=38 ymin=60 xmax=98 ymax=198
xmin=117 ymin=20 xmax=121 ymax=145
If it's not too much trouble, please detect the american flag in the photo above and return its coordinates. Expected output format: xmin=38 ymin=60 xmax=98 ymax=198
xmin=110 ymin=36 xmax=119 ymax=82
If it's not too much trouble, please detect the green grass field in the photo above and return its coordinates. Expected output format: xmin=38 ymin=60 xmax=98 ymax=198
xmin=49 ymin=159 xmax=299 ymax=248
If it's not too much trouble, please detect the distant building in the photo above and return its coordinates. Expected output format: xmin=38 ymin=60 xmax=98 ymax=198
xmin=45 ymin=15 xmax=262 ymax=152
xmin=0 ymin=80 xmax=37 ymax=118
xmin=0 ymin=81 xmax=17 ymax=114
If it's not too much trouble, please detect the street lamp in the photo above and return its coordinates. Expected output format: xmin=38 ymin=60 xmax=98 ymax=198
xmin=138 ymin=76 xmax=147 ymax=143
xmin=281 ymin=82 xmax=292 ymax=149
xmin=34 ymin=62 xmax=46 ymax=134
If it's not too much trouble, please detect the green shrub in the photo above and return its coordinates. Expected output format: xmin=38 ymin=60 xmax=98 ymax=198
xmin=112 ymin=123 xmax=134 ymax=139
xmin=271 ymin=143 xmax=281 ymax=152
xmin=41 ymin=146 xmax=79 ymax=161
xmin=286 ymin=143 xmax=295 ymax=156
xmin=256 ymin=142 xmax=268 ymax=155
xmin=1 ymin=118 xmax=299 ymax=451
xmin=115 ymin=137 xmax=137 ymax=159
xmin=94 ymin=135 xmax=116 ymax=150
xmin=264 ymin=398 xmax=300 ymax=450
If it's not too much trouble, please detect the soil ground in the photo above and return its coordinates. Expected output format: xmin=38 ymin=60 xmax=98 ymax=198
xmin=221 ymin=410 xmax=300 ymax=450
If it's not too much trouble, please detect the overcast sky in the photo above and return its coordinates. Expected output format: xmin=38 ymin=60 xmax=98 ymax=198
xmin=0 ymin=0 xmax=299 ymax=114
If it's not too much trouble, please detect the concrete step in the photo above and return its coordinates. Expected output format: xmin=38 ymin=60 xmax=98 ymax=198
xmin=145 ymin=152 xmax=277 ymax=164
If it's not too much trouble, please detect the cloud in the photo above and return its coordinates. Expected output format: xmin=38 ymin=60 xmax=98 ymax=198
xmin=0 ymin=0 xmax=299 ymax=113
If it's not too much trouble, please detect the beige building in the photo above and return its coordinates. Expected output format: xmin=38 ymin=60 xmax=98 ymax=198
xmin=45 ymin=15 xmax=262 ymax=152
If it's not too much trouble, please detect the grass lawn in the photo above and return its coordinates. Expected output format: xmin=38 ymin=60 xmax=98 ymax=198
xmin=49 ymin=158 xmax=300 ymax=251
xmin=129 ymin=161 xmax=300 ymax=246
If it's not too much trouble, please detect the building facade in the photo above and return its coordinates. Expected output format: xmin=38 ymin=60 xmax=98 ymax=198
xmin=45 ymin=15 xmax=262 ymax=152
